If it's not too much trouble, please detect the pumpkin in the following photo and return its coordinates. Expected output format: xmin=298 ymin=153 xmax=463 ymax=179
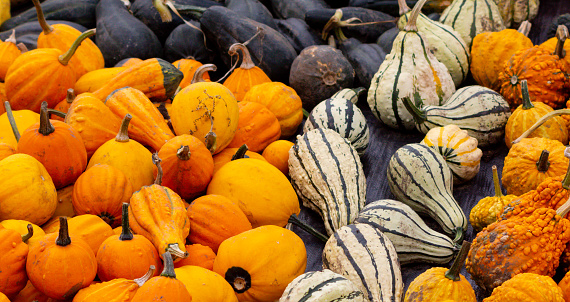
xmin=241 ymin=81 xmax=303 ymax=138
xmin=187 ymin=194 xmax=252 ymax=253
xmin=469 ymin=165 xmax=518 ymax=233
xmin=0 ymin=142 xmax=15 ymax=161
xmin=130 ymin=252 xmax=192 ymax=301
xmin=17 ymin=101 xmax=87 ymax=189
xmin=175 ymin=265 xmax=238 ymax=302
xmin=54 ymin=185 xmax=76 ymax=219
xmin=0 ymin=102 xmax=39 ymax=148
xmin=86 ymin=114 xmax=154 ymax=192
xmin=223 ymin=43 xmax=272 ymax=102
xmin=96 ymin=204 xmax=162 ymax=281
xmin=173 ymin=244 xmax=216 ymax=270
xmin=10 ymin=281 xmax=49 ymax=302
xmin=155 ymin=134 xmax=214 ymax=200
xmin=504 ymin=80 xmax=568 ymax=148
xmin=499 ymin=25 xmax=570 ymax=110
xmin=559 ymin=271 xmax=570 ymax=302
xmin=541 ymin=32 xmax=570 ymax=66
xmin=72 ymin=164 xmax=133 ymax=227
xmin=0 ymin=30 xmax=21 ymax=82
xmin=0 ymin=154 xmax=57 ymax=225
xmin=52 ymin=88 xmax=75 ymax=122
xmin=262 ymin=140 xmax=294 ymax=176
xmin=74 ymin=67 xmax=128 ymax=94
xmin=0 ymin=220 xmax=45 ymax=247
xmin=174 ymin=57 xmax=209 ymax=89
xmin=404 ymin=241 xmax=476 ymax=302
xmin=0 ymin=225 xmax=31 ymax=297
xmin=117 ymin=58 xmax=144 ymax=68
xmin=483 ymin=273 xmax=564 ymax=302
xmin=5 ymin=29 xmax=95 ymax=112
xmin=0 ymin=84 xmax=6 ymax=114
xmin=492 ymin=0 xmax=539 ymax=28
xmin=212 ymin=146 xmax=267 ymax=175
xmin=26 ymin=217 xmax=97 ymax=300
xmin=213 ymin=225 xmax=306 ymax=302
xmin=48 ymin=214 xmax=114 ymax=256
xmin=471 ymin=21 xmax=533 ymax=92
xmin=502 ymin=137 xmax=569 ymax=196
xmin=171 ymin=64 xmax=239 ymax=154
xmin=227 ymin=101 xmax=281 ymax=152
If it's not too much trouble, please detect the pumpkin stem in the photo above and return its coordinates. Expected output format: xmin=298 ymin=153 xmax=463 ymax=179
xmin=31 ymin=0 xmax=53 ymax=35
xmin=228 ymin=43 xmax=255 ymax=70
xmin=349 ymin=87 xmax=366 ymax=104
xmin=517 ymin=21 xmax=532 ymax=36
xmin=398 ymin=0 xmax=411 ymax=15
xmin=401 ymin=96 xmax=427 ymax=124
xmin=536 ymin=150 xmax=551 ymax=172
xmin=403 ymin=0 xmax=428 ymax=32
xmin=119 ymin=203 xmax=134 ymax=241
xmin=333 ymin=27 xmax=348 ymax=43
xmin=152 ymin=153 xmax=163 ymax=185
xmin=444 ymin=240 xmax=471 ymax=281
xmin=224 ymin=267 xmax=252 ymax=293
xmin=59 ymin=29 xmax=96 ymax=66
xmin=511 ymin=109 xmax=570 ymax=145
xmin=115 ymin=114 xmax=132 ymax=142
xmin=166 ymin=243 xmax=189 ymax=259
xmin=47 ymin=109 xmax=67 ymax=119
xmin=205 ymin=131 xmax=217 ymax=154
xmin=66 ymin=88 xmax=76 ymax=104
xmin=160 ymin=252 xmax=177 ymax=279
xmin=554 ymin=25 xmax=568 ymax=59
xmin=4 ymin=101 xmax=20 ymax=142
xmin=5 ymin=30 xmax=16 ymax=44
xmin=177 ymin=145 xmax=191 ymax=161
xmin=134 ymin=265 xmax=156 ymax=287
xmin=16 ymin=43 xmax=28 ymax=53
xmin=520 ymin=80 xmax=534 ymax=110
xmin=491 ymin=165 xmax=504 ymax=198
xmin=56 ymin=217 xmax=72 ymax=247
xmin=38 ymin=102 xmax=56 ymax=136
xmin=21 ymin=224 xmax=34 ymax=243
xmin=562 ymin=147 xmax=570 ymax=190
xmin=191 ymin=64 xmax=216 ymax=84
xmin=288 ymin=214 xmax=329 ymax=242
xmin=231 ymin=144 xmax=249 ymax=160
xmin=322 ymin=9 xmax=343 ymax=41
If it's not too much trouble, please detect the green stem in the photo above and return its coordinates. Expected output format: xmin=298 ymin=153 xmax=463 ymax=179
xmin=56 ymin=217 xmax=71 ymax=247
xmin=444 ymin=241 xmax=471 ymax=281
xmin=403 ymin=0 xmax=428 ymax=32
xmin=160 ymin=252 xmax=176 ymax=278
xmin=48 ymin=109 xmax=67 ymax=119
xmin=231 ymin=144 xmax=249 ymax=161
xmin=511 ymin=109 xmax=570 ymax=145
xmin=115 ymin=114 xmax=131 ymax=143
xmin=536 ymin=150 xmax=551 ymax=172
xmin=302 ymin=108 xmax=310 ymax=118
xmin=288 ymin=214 xmax=329 ymax=242
xmin=119 ymin=203 xmax=133 ymax=241
xmin=401 ymin=96 xmax=427 ymax=124
xmin=452 ymin=227 xmax=464 ymax=244
xmin=31 ymin=0 xmax=53 ymax=35
xmin=21 ymin=224 xmax=34 ymax=243
xmin=520 ymin=80 xmax=534 ymax=110
xmin=58 ymin=29 xmax=96 ymax=66
xmin=349 ymin=87 xmax=366 ymax=104
xmin=39 ymin=102 xmax=55 ymax=136
xmin=491 ymin=165 xmax=503 ymax=198
xmin=4 ymin=101 xmax=20 ymax=142
xmin=177 ymin=145 xmax=191 ymax=161
xmin=334 ymin=27 xmax=348 ymax=43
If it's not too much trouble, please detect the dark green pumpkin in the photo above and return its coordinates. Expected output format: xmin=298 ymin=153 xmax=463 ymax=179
xmin=269 ymin=0 xmax=329 ymax=19
xmin=274 ymin=18 xmax=324 ymax=54
xmin=0 ymin=20 xmax=88 ymax=49
xmin=163 ymin=22 xmax=215 ymax=63
xmin=375 ymin=26 xmax=399 ymax=53
xmin=226 ymin=0 xmax=277 ymax=29
xmin=338 ymin=37 xmax=386 ymax=88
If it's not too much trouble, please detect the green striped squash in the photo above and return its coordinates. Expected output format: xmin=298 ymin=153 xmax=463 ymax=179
xmin=367 ymin=0 xmax=455 ymax=131
xmin=398 ymin=0 xmax=470 ymax=87
xmin=387 ymin=143 xmax=467 ymax=242
xmin=323 ymin=224 xmax=403 ymax=302
xmin=493 ymin=0 xmax=540 ymax=28
xmin=289 ymin=128 xmax=366 ymax=236
xmin=403 ymin=85 xmax=511 ymax=147
xmin=440 ymin=0 xmax=505 ymax=48
xmin=279 ymin=270 xmax=366 ymax=302
xmin=354 ymin=199 xmax=458 ymax=265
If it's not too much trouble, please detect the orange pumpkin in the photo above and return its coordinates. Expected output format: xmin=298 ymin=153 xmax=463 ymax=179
xmin=0 ymin=220 xmax=45 ymax=247
xmin=223 ymin=43 xmax=271 ymax=101
xmin=0 ymin=142 xmax=15 ymax=161
xmin=47 ymin=214 xmax=114 ymax=256
xmin=0 ymin=102 xmax=39 ymax=148
xmin=212 ymin=145 xmax=267 ymax=175
xmin=0 ymin=30 xmax=21 ymax=82
xmin=0 ymin=84 xmax=7 ymax=115
xmin=262 ymin=140 xmax=295 ymax=175
xmin=52 ymin=88 xmax=75 ymax=122
xmin=73 ymin=67 xmax=127 ymax=94
xmin=173 ymin=244 xmax=216 ymax=270
xmin=11 ymin=280 xmax=50 ymax=302
xmin=541 ymin=32 xmax=570 ymax=67
xmin=227 ymin=101 xmax=281 ymax=152
xmin=175 ymin=266 xmax=238 ymax=302
xmin=0 ymin=226 xmax=31 ymax=297
xmin=174 ymin=57 xmax=209 ymax=89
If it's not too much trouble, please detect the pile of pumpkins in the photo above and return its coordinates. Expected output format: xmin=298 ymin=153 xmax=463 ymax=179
xmin=1 ymin=0 xmax=570 ymax=300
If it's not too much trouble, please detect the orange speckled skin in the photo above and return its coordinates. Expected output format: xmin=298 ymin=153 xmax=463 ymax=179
xmin=499 ymin=46 xmax=570 ymax=110
xmin=131 ymin=275 xmax=192 ymax=302
xmin=223 ymin=66 xmax=271 ymax=102
xmin=0 ymin=228 xmax=29 ymax=297
xmin=559 ymin=271 xmax=570 ymax=301
xmin=227 ymin=101 xmax=281 ymax=152
xmin=541 ymin=37 xmax=570 ymax=67
xmin=174 ymin=58 xmax=209 ymax=89
xmin=483 ymin=273 xmax=564 ymax=302
xmin=0 ymin=38 xmax=20 ymax=82
xmin=466 ymin=208 xmax=570 ymax=292
xmin=72 ymin=278 xmax=142 ymax=302
xmin=404 ymin=267 xmax=476 ymax=302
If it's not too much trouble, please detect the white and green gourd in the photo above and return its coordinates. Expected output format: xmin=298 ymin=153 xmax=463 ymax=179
xmin=387 ymin=143 xmax=467 ymax=243
xmin=397 ymin=0 xmax=470 ymax=87
xmin=439 ymin=0 xmax=505 ymax=48
xmin=493 ymin=0 xmax=540 ymax=28
xmin=323 ymin=223 xmax=404 ymax=302
xmin=289 ymin=128 xmax=366 ymax=236
xmin=402 ymin=85 xmax=511 ymax=148
xmin=304 ymin=87 xmax=370 ymax=155
xmin=367 ymin=0 xmax=455 ymax=131
xmin=279 ymin=269 xmax=366 ymax=302
xmin=354 ymin=199 xmax=459 ymax=265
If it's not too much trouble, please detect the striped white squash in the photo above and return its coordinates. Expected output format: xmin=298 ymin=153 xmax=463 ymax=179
xmin=289 ymin=128 xmax=366 ymax=236
xmin=304 ymin=88 xmax=370 ymax=155
xmin=279 ymin=270 xmax=366 ymax=302
xmin=354 ymin=199 xmax=458 ymax=265
xmin=403 ymin=85 xmax=511 ymax=147
xmin=323 ymin=224 xmax=404 ymax=302
xmin=440 ymin=0 xmax=505 ymax=48
xmin=387 ymin=143 xmax=467 ymax=242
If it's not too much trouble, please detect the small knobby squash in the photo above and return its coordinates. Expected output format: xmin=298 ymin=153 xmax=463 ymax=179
xmin=502 ymin=137 xmax=569 ymax=196
xmin=48 ymin=214 xmax=115 ymax=256
xmin=0 ymin=102 xmax=39 ymax=148
xmin=0 ymin=225 xmax=31 ymax=297
xmin=187 ymin=194 xmax=253 ymax=253
xmin=174 ymin=57 xmax=209 ymax=89
xmin=52 ymin=88 xmax=76 ymax=122
xmin=212 ymin=145 xmax=267 ymax=175
xmin=96 ymin=204 xmax=162 ymax=281
xmin=213 ymin=225 xmax=307 ymax=302
xmin=156 ymin=134 xmax=214 ymax=200
xmin=0 ymin=30 xmax=21 ymax=82
xmin=17 ymin=102 xmax=87 ymax=189
xmin=26 ymin=217 xmax=97 ymax=300
xmin=173 ymin=244 xmax=216 ymax=270
xmin=223 ymin=43 xmax=272 ymax=101
xmin=74 ymin=67 xmax=128 ymax=94
xmin=227 ymin=101 xmax=281 ymax=152
xmin=175 ymin=265 xmax=238 ymax=302
xmin=483 ymin=273 xmax=564 ymax=302
xmin=504 ymin=80 xmax=568 ymax=148
xmin=241 ymin=81 xmax=303 ymax=138
xmin=0 ymin=219 xmax=45 ymax=247
xmin=262 ymin=140 xmax=295 ymax=176
xmin=72 ymin=164 xmax=133 ymax=227
xmin=54 ymin=185 xmax=76 ymax=219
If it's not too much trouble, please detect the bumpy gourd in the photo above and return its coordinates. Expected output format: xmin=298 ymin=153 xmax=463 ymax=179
xmin=0 ymin=226 xmax=31 ymax=297
xmin=279 ymin=269 xmax=366 ymax=302
xmin=483 ymin=273 xmax=564 ymax=302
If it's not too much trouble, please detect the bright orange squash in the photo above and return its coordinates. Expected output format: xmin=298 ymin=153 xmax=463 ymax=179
xmin=223 ymin=43 xmax=271 ymax=101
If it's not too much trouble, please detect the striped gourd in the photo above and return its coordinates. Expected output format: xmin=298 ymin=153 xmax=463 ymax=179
xmin=421 ymin=125 xmax=482 ymax=185
xmin=304 ymin=87 xmax=369 ymax=155
xmin=398 ymin=0 xmax=470 ymax=87
xmin=323 ymin=223 xmax=404 ymax=302
xmin=493 ymin=0 xmax=540 ymax=28
xmin=440 ymin=0 xmax=505 ymax=48
xmin=279 ymin=270 xmax=366 ymax=302
xmin=354 ymin=199 xmax=458 ymax=265
xmin=387 ymin=143 xmax=467 ymax=242
xmin=289 ymin=128 xmax=366 ymax=236
xmin=367 ymin=0 xmax=455 ymax=131
xmin=402 ymin=85 xmax=511 ymax=148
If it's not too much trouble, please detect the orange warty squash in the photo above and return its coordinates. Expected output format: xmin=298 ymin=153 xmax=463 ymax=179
xmin=559 ymin=271 xmax=570 ymax=302
xmin=0 ymin=219 xmax=45 ymax=247
xmin=17 ymin=102 xmax=87 ymax=189
xmin=242 ymin=82 xmax=303 ymax=138
xmin=72 ymin=164 xmax=133 ymax=227
xmin=173 ymin=244 xmax=216 ymax=270
xmin=223 ymin=43 xmax=272 ymax=101
xmin=96 ymin=204 xmax=162 ymax=281
xmin=0 ymin=102 xmax=39 ymax=148
xmin=52 ymin=88 xmax=75 ymax=122
xmin=483 ymin=273 xmax=564 ymax=302
xmin=175 ymin=265 xmax=239 ymax=302
xmin=262 ymin=140 xmax=295 ymax=176
xmin=0 ymin=30 xmax=21 ymax=82
xmin=73 ymin=67 xmax=127 ymax=94
xmin=212 ymin=145 xmax=267 ymax=175
xmin=187 ymin=194 xmax=252 ymax=253
xmin=48 ymin=214 xmax=114 ymax=256
xmin=26 ymin=217 xmax=97 ymax=300
xmin=0 ymin=225 xmax=31 ymax=297
xmin=227 ymin=101 xmax=281 ymax=152
xmin=174 ymin=57 xmax=209 ymax=89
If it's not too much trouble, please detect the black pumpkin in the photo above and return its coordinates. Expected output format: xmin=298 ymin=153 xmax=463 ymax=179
xmin=0 ymin=20 xmax=88 ymax=44
xmin=376 ymin=26 xmax=399 ymax=53
xmin=547 ymin=14 xmax=570 ymax=41
xmin=269 ymin=0 xmax=329 ymax=19
xmin=274 ymin=18 xmax=324 ymax=54
xmin=226 ymin=0 xmax=277 ymax=29
xmin=339 ymin=37 xmax=386 ymax=88
xmin=163 ymin=22 xmax=215 ymax=63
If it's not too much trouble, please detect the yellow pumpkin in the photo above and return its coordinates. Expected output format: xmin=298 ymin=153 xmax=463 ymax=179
xmin=0 ymin=219 xmax=45 ymax=247
xmin=212 ymin=145 xmax=267 ymax=175
xmin=223 ymin=43 xmax=271 ymax=101
xmin=227 ymin=101 xmax=281 ymax=152
xmin=175 ymin=265 xmax=238 ymax=302
xmin=73 ymin=67 xmax=128 ymax=94
xmin=0 ymin=105 xmax=40 ymax=148
xmin=262 ymin=140 xmax=295 ymax=176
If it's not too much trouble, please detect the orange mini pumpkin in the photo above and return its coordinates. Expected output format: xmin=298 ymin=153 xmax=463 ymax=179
xmin=227 ymin=101 xmax=281 ymax=152
xmin=223 ymin=43 xmax=271 ymax=101
xmin=173 ymin=244 xmax=216 ymax=270
xmin=48 ymin=214 xmax=115 ymax=256
xmin=262 ymin=140 xmax=295 ymax=175
xmin=0 ymin=142 xmax=15 ymax=162
xmin=0 ymin=30 xmax=22 ymax=82
xmin=0 ymin=225 xmax=32 ymax=297
xmin=174 ymin=57 xmax=209 ymax=89
xmin=52 ymin=88 xmax=75 ymax=122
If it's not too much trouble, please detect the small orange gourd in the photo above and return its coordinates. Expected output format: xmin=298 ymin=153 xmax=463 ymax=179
xmin=223 ymin=43 xmax=271 ymax=101
xmin=483 ymin=273 xmax=564 ymax=302
xmin=173 ymin=244 xmax=216 ymax=270
xmin=262 ymin=140 xmax=295 ymax=175
xmin=0 ymin=30 xmax=22 ymax=82
xmin=73 ymin=67 xmax=127 ymax=94
xmin=227 ymin=101 xmax=281 ymax=152
xmin=174 ymin=57 xmax=209 ymax=89
xmin=541 ymin=32 xmax=570 ymax=66
xmin=52 ymin=88 xmax=75 ymax=122
xmin=48 ymin=214 xmax=114 ymax=256
xmin=175 ymin=265 xmax=238 ymax=302
xmin=212 ymin=145 xmax=267 ymax=175
xmin=0 ymin=220 xmax=45 ymax=247
xmin=10 ymin=280 xmax=50 ymax=302
xmin=0 ymin=225 xmax=32 ymax=297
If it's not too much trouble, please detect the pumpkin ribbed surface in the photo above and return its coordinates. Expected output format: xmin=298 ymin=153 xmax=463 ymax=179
xmin=0 ymin=109 xmax=39 ymax=148
xmin=0 ymin=142 xmax=15 ymax=162
xmin=173 ymin=244 xmax=216 ymax=270
xmin=72 ymin=278 xmax=141 ymax=302
xmin=262 ymin=140 xmax=294 ymax=176
xmin=404 ymin=267 xmax=476 ymax=302
xmin=0 ymin=219 xmax=45 ymax=247
xmin=212 ymin=147 xmax=267 ymax=175
xmin=227 ymin=101 xmax=281 ymax=152
xmin=505 ymin=102 xmax=568 ymax=148
xmin=48 ymin=214 xmax=114 ymax=256
xmin=0 ymin=227 xmax=29 ymax=297
xmin=483 ymin=273 xmax=564 ymax=302
xmin=0 ymin=35 xmax=20 ymax=81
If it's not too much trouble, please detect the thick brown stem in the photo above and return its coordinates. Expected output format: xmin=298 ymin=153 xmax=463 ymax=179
xmin=536 ymin=150 xmax=551 ymax=172
xmin=152 ymin=153 xmax=163 ymax=185
xmin=231 ymin=144 xmax=249 ymax=161
xmin=56 ymin=217 xmax=71 ymax=246
xmin=66 ymin=88 xmax=76 ymax=104
xmin=520 ymin=80 xmax=534 ymax=110
xmin=403 ymin=0 xmax=428 ymax=32
xmin=228 ymin=43 xmax=255 ymax=69
xmin=59 ymin=29 xmax=96 ymax=66
xmin=445 ymin=241 xmax=471 ymax=281
xmin=39 ymin=102 xmax=55 ymax=136
xmin=115 ymin=114 xmax=132 ymax=142
xmin=119 ymin=203 xmax=133 ymax=241
xmin=160 ymin=252 xmax=177 ymax=278
xmin=554 ymin=25 xmax=568 ymax=58
xmin=191 ymin=64 xmax=216 ymax=84
xmin=32 ymin=0 xmax=53 ymax=35
xmin=21 ymin=224 xmax=34 ymax=243
xmin=491 ymin=165 xmax=503 ymax=198
xmin=177 ymin=145 xmax=191 ymax=161
xmin=517 ymin=21 xmax=532 ymax=36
